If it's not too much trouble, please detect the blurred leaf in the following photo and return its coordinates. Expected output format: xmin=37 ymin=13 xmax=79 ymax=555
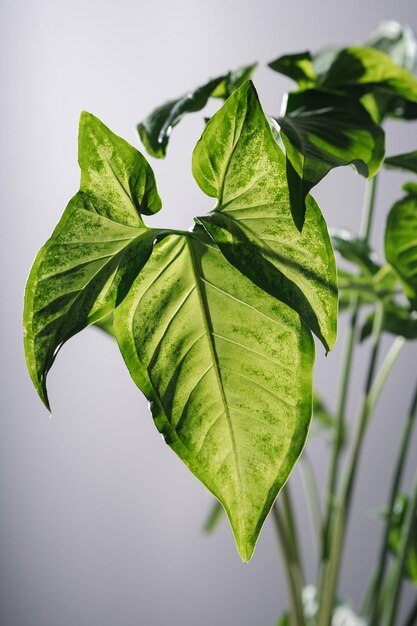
xmin=331 ymin=228 xmax=380 ymax=275
xmin=385 ymin=184 xmax=417 ymax=308
xmin=203 ymin=500 xmax=225 ymax=534
xmin=276 ymin=614 xmax=290 ymax=626
xmin=276 ymin=90 xmax=385 ymax=230
xmin=137 ymin=64 xmax=257 ymax=158
xmin=385 ymin=150 xmax=417 ymax=175
xmin=387 ymin=494 xmax=417 ymax=586
xmin=366 ymin=20 xmax=417 ymax=72
xmin=360 ymin=304 xmax=417 ymax=342
xmin=268 ymin=52 xmax=316 ymax=87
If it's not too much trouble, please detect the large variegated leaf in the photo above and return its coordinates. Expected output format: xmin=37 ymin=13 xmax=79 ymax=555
xmin=137 ymin=63 xmax=257 ymax=158
xmin=23 ymin=113 xmax=162 ymax=409
xmin=114 ymin=227 xmax=314 ymax=561
xmin=193 ymin=81 xmax=337 ymax=351
xmin=385 ymin=184 xmax=417 ymax=308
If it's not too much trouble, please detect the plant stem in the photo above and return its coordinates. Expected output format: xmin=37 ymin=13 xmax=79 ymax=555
xmin=321 ymin=176 xmax=379 ymax=566
xmin=382 ymin=467 xmax=417 ymax=626
xmin=402 ymin=597 xmax=417 ymax=626
xmin=317 ymin=311 xmax=405 ymax=625
xmin=272 ymin=502 xmax=305 ymax=626
xmin=299 ymin=454 xmax=322 ymax=560
xmin=282 ymin=483 xmax=304 ymax=582
xmin=368 ymin=382 xmax=417 ymax=625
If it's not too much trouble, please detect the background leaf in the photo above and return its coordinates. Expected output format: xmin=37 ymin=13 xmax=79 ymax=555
xmin=137 ymin=63 xmax=257 ymax=158
xmin=385 ymin=150 xmax=417 ymax=175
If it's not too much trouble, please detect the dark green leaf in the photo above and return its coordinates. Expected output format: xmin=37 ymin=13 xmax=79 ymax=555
xmin=276 ymin=90 xmax=384 ymax=229
xmin=203 ymin=500 xmax=225 ymax=534
xmin=137 ymin=64 xmax=257 ymax=158
xmin=385 ymin=150 xmax=417 ymax=175
xmin=360 ymin=304 xmax=417 ymax=342
xmin=331 ymin=228 xmax=380 ymax=275
xmin=193 ymin=82 xmax=338 ymax=351
xmin=23 ymin=113 xmax=162 ymax=409
xmin=268 ymin=52 xmax=316 ymax=87
xmin=385 ymin=185 xmax=417 ymax=308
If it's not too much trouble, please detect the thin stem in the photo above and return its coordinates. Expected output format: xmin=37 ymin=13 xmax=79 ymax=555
xmin=317 ymin=314 xmax=405 ymax=625
xmin=299 ymin=454 xmax=322 ymax=560
xmin=272 ymin=502 xmax=305 ymax=626
xmin=369 ymin=382 xmax=417 ymax=626
xmin=382 ymin=468 xmax=417 ymax=626
xmin=402 ymin=597 xmax=417 ymax=626
xmin=282 ymin=483 xmax=304 ymax=583
xmin=321 ymin=177 xmax=379 ymax=568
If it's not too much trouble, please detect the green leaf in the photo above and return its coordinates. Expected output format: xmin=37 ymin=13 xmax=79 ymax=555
xmin=276 ymin=614 xmax=290 ymax=626
xmin=276 ymin=89 xmax=385 ymax=229
xmin=114 ymin=227 xmax=315 ymax=562
xmin=320 ymin=47 xmax=417 ymax=105
xmin=203 ymin=500 xmax=225 ymax=534
xmin=387 ymin=494 xmax=417 ymax=586
xmin=193 ymin=82 xmax=338 ymax=351
xmin=366 ymin=20 xmax=417 ymax=73
xmin=268 ymin=52 xmax=316 ymax=88
xmin=385 ymin=185 xmax=417 ymax=308
xmin=385 ymin=150 xmax=417 ymax=175
xmin=137 ymin=64 xmax=257 ymax=158
xmin=94 ymin=313 xmax=115 ymax=337
xmin=331 ymin=228 xmax=380 ymax=275
xmin=360 ymin=304 xmax=417 ymax=342
xmin=23 ymin=112 xmax=162 ymax=409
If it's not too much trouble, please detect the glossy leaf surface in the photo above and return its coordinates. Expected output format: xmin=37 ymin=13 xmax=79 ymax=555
xmin=23 ymin=113 xmax=162 ymax=409
xmin=276 ymin=90 xmax=384 ymax=228
xmin=385 ymin=185 xmax=417 ymax=308
xmin=137 ymin=64 xmax=257 ymax=158
xmin=193 ymin=82 xmax=338 ymax=351
xmin=115 ymin=228 xmax=314 ymax=561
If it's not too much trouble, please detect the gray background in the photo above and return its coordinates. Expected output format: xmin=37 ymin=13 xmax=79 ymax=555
xmin=2 ymin=1 xmax=417 ymax=624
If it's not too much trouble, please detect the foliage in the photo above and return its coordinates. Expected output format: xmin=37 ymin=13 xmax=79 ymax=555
xmin=24 ymin=18 xmax=417 ymax=626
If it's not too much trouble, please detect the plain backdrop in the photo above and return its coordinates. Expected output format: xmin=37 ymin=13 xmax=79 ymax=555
xmin=1 ymin=1 xmax=417 ymax=625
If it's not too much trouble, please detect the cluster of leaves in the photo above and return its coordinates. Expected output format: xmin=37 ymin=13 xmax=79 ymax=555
xmin=24 ymin=19 xmax=417 ymax=577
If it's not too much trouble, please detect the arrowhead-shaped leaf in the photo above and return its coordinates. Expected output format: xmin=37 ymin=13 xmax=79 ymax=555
xmin=276 ymin=90 xmax=385 ymax=228
xmin=137 ymin=64 xmax=257 ymax=158
xmin=114 ymin=227 xmax=314 ymax=562
xmin=23 ymin=112 xmax=162 ymax=409
xmin=193 ymin=82 xmax=337 ymax=351
xmin=385 ymin=184 xmax=417 ymax=308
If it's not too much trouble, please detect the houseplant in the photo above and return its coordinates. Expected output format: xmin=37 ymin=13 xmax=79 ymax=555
xmin=23 ymin=20 xmax=417 ymax=626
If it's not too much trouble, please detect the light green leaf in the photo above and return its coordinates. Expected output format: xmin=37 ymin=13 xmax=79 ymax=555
xmin=94 ymin=313 xmax=115 ymax=337
xmin=193 ymin=82 xmax=337 ymax=351
xmin=320 ymin=46 xmax=417 ymax=105
xmin=276 ymin=90 xmax=385 ymax=228
xmin=137 ymin=64 xmax=257 ymax=158
xmin=385 ymin=150 xmax=417 ymax=175
xmin=114 ymin=227 xmax=314 ymax=562
xmin=385 ymin=185 xmax=417 ymax=308
xmin=23 ymin=112 xmax=162 ymax=409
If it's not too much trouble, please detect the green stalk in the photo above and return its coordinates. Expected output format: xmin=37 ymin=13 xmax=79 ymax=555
xmin=282 ymin=483 xmax=304 ymax=583
xmin=321 ymin=177 xmax=379 ymax=567
xmin=317 ymin=309 xmax=405 ymax=625
xmin=402 ymin=597 xmax=417 ymax=626
xmin=368 ymin=382 xmax=417 ymax=625
xmin=272 ymin=502 xmax=305 ymax=626
xmin=382 ymin=468 xmax=417 ymax=626
xmin=299 ymin=454 xmax=322 ymax=560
